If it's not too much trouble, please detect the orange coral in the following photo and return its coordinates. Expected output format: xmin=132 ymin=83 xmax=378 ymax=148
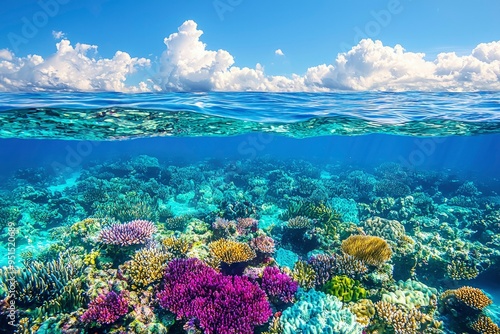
xmin=341 ymin=235 xmax=392 ymax=266
xmin=471 ymin=315 xmax=500 ymax=334
xmin=451 ymin=286 xmax=492 ymax=311
xmin=208 ymin=239 xmax=256 ymax=265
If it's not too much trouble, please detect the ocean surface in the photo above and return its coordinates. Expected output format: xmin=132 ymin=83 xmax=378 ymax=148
xmin=0 ymin=91 xmax=499 ymax=333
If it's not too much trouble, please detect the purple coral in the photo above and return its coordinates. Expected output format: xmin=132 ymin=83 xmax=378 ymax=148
xmin=236 ymin=217 xmax=258 ymax=235
xmin=80 ymin=290 xmax=129 ymax=325
xmin=261 ymin=266 xmax=298 ymax=304
xmin=157 ymin=258 xmax=272 ymax=334
xmin=99 ymin=219 xmax=156 ymax=246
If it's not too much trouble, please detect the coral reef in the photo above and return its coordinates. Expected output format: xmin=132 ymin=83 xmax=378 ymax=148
xmin=292 ymin=260 xmax=316 ymax=289
xmin=374 ymin=300 xmax=433 ymax=334
xmin=208 ymin=239 xmax=256 ymax=265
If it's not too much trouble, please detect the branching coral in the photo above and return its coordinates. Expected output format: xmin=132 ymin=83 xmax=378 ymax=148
xmin=308 ymin=253 xmax=368 ymax=286
xmin=292 ymin=260 xmax=316 ymax=289
xmin=375 ymin=301 xmax=432 ymax=334
xmin=341 ymin=234 xmax=392 ymax=266
xmin=441 ymin=286 xmax=492 ymax=311
xmin=208 ymin=239 xmax=256 ymax=265
xmin=446 ymin=259 xmax=480 ymax=280
xmin=81 ymin=290 xmax=129 ymax=326
xmin=162 ymin=236 xmax=190 ymax=258
xmin=286 ymin=216 xmax=314 ymax=229
xmin=261 ymin=266 xmax=298 ymax=304
xmin=98 ymin=219 xmax=156 ymax=246
xmin=470 ymin=315 xmax=500 ymax=334
xmin=124 ymin=248 xmax=169 ymax=288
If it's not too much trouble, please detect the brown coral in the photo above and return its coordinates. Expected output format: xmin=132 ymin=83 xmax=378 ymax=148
xmin=445 ymin=286 xmax=493 ymax=311
xmin=470 ymin=315 xmax=500 ymax=334
xmin=341 ymin=235 xmax=392 ymax=266
xmin=208 ymin=239 xmax=256 ymax=265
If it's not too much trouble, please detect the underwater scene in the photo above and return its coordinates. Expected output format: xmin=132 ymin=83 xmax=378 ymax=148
xmin=0 ymin=91 xmax=499 ymax=334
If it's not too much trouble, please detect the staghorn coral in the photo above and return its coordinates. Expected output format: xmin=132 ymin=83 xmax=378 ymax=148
xmin=292 ymin=260 xmax=316 ymax=289
xmin=124 ymin=248 xmax=169 ymax=289
xmin=98 ymin=219 xmax=156 ymax=246
xmin=81 ymin=290 xmax=129 ymax=326
xmin=349 ymin=299 xmax=376 ymax=326
xmin=208 ymin=239 xmax=256 ymax=265
xmin=375 ymin=301 xmax=432 ymax=334
xmin=341 ymin=234 xmax=392 ymax=267
xmin=162 ymin=236 xmax=191 ymax=258
xmin=446 ymin=259 xmax=480 ymax=280
xmin=470 ymin=315 xmax=500 ymax=334
xmin=442 ymin=286 xmax=492 ymax=311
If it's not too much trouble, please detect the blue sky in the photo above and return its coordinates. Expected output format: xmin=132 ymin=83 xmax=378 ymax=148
xmin=0 ymin=0 xmax=499 ymax=92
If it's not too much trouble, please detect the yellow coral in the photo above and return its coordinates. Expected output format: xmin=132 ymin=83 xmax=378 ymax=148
xmin=83 ymin=251 xmax=100 ymax=267
xmin=471 ymin=315 xmax=500 ymax=334
xmin=443 ymin=286 xmax=492 ymax=311
xmin=124 ymin=248 xmax=169 ymax=289
xmin=349 ymin=299 xmax=375 ymax=326
xmin=208 ymin=239 xmax=256 ymax=265
xmin=162 ymin=237 xmax=190 ymax=258
xmin=341 ymin=235 xmax=392 ymax=266
xmin=286 ymin=216 xmax=313 ymax=229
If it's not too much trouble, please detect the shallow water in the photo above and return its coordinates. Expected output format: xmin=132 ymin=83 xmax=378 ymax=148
xmin=0 ymin=92 xmax=499 ymax=333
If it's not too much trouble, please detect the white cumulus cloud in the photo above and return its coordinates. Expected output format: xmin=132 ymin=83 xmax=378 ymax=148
xmin=275 ymin=49 xmax=284 ymax=56
xmin=0 ymin=39 xmax=150 ymax=92
xmin=1 ymin=20 xmax=499 ymax=92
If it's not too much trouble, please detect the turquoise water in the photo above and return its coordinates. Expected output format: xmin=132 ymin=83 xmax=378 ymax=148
xmin=0 ymin=92 xmax=499 ymax=333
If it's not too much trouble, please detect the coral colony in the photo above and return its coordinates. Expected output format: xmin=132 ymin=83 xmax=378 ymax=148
xmin=0 ymin=155 xmax=499 ymax=333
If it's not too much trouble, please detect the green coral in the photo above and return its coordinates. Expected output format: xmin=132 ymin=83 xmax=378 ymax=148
xmin=321 ymin=275 xmax=367 ymax=303
xmin=280 ymin=201 xmax=341 ymax=225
